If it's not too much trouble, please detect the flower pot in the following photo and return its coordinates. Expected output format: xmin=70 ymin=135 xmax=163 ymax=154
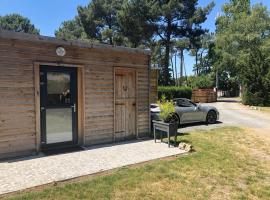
xmin=152 ymin=120 xmax=178 ymax=147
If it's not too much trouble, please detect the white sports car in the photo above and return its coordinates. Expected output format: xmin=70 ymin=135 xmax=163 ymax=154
xmin=151 ymin=98 xmax=219 ymax=126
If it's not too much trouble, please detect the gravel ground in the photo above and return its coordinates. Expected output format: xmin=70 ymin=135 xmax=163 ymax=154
xmin=0 ymin=140 xmax=185 ymax=195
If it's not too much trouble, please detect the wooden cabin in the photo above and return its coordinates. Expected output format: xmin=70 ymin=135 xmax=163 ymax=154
xmin=0 ymin=30 xmax=151 ymax=160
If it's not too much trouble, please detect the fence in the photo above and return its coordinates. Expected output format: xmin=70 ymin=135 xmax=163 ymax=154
xmin=192 ymin=88 xmax=217 ymax=103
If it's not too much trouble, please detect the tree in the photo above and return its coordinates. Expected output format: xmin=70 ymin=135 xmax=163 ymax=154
xmin=117 ymin=0 xmax=155 ymax=48
xmin=55 ymin=16 xmax=88 ymax=40
xmin=55 ymin=0 xmax=214 ymax=86
xmin=176 ymin=38 xmax=190 ymax=80
xmin=119 ymin=0 xmax=214 ymax=85
xmin=215 ymin=1 xmax=270 ymax=105
xmin=0 ymin=14 xmax=39 ymax=34
xmin=193 ymin=33 xmax=215 ymax=75
xmin=77 ymin=0 xmax=125 ymax=45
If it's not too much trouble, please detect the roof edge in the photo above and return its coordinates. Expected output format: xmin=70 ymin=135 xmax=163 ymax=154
xmin=0 ymin=29 xmax=151 ymax=55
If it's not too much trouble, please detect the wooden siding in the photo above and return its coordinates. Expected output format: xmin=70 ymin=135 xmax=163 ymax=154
xmin=192 ymin=89 xmax=217 ymax=103
xmin=0 ymin=36 xmax=150 ymax=159
xmin=150 ymin=69 xmax=158 ymax=103
xmin=137 ymin=67 xmax=150 ymax=137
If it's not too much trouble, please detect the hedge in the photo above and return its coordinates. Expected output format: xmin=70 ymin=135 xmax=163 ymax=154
xmin=242 ymin=89 xmax=270 ymax=106
xmin=158 ymin=86 xmax=192 ymax=100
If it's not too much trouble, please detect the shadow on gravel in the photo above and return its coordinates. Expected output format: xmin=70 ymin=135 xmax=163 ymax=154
xmin=180 ymin=121 xmax=223 ymax=128
xmin=217 ymin=98 xmax=241 ymax=103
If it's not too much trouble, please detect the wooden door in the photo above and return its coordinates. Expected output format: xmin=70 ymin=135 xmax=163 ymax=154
xmin=115 ymin=68 xmax=136 ymax=141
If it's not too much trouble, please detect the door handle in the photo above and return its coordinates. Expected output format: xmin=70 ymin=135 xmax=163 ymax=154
xmin=71 ymin=103 xmax=76 ymax=112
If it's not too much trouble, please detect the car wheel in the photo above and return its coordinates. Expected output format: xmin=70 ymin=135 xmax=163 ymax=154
xmin=206 ymin=110 xmax=217 ymax=124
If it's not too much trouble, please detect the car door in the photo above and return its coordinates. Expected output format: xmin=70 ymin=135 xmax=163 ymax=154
xmin=176 ymin=99 xmax=203 ymax=123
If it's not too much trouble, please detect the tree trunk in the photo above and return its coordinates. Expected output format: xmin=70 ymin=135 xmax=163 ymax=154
xmin=175 ymin=53 xmax=178 ymax=86
xmin=163 ymin=41 xmax=171 ymax=85
xmin=161 ymin=19 xmax=172 ymax=86
xmin=200 ymin=51 xmax=203 ymax=74
xmin=195 ymin=49 xmax=198 ymax=75
xmin=109 ymin=37 xmax=113 ymax=45
xmin=171 ymin=56 xmax=175 ymax=84
xmin=180 ymin=49 xmax=184 ymax=78
xmin=108 ymin=23 xmax=113 ymax=45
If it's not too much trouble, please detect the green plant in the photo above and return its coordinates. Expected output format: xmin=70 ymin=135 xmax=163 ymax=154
xmin=242 ymin=89 xmax=270 ymax=106
xmin=157 ymin=96 xmax=176 ymax=123
xmin=187 ymin=75 xmax=215 ymax=89
xmin=158 ymin=86 xmax=192 ymax=100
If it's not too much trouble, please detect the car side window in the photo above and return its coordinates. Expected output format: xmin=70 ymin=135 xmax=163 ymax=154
xmin=177 ymin=99 xmax=195 ymax=107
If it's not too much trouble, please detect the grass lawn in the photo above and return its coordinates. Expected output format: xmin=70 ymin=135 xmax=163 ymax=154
xmin=5 ymin=127 xmax=270 ymax=200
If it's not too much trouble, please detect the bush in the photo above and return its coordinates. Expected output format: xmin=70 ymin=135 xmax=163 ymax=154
xmin=157 ymin=97 xmax=176 ymax=123
xmin=187 ymin=75 xmax=215 ymax=89
xmin=158 ymin=86 xmax=192 ymax=100
xmin=242 ymin=89 xmax=270 ymax=106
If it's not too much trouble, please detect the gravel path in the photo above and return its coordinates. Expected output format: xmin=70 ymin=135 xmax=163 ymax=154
xmin=0 ymin=140 xmax=185 ymax=195
xmin=180 ymin=98 xmax=270 ymax=133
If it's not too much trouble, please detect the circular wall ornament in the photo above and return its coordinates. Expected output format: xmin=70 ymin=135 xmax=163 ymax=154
xmin=56 ymin=46 xmax=66 ymax=56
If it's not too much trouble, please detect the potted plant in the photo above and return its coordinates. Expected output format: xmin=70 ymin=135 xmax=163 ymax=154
xmin=152 ymin=97 xmax=178 ymax=147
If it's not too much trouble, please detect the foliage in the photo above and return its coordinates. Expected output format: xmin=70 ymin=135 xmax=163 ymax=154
xmin=117 ymin=0 xmax=155 ymax=48
xmin=192 ymin=33 xmax=215 ymax=75
xmin=158 ymin=86 xmax=192 ymax=100
xmin=55 ymin=17 xmax=89 ymax=41
xmin=157 ymin=97 xmax=175 ymax=123
xmin=147 ymin=0 xmax=215 ymax=85
xmin=0 ymin=13 xmax=39 ymax=34
xmin=242 ymin=87 xmax=270 ymax=106
xmin=187 ymin=75 xmax=215 ymax=89
xmin=218 ymin=72 xmax=240 ymax=97
xmin=54 ymin=0 xmax=214 ymax=86
xmin=214 ymin=1 xmax=270 ymax=105
xmin=77 ymin=0 xmax=125 ymax=45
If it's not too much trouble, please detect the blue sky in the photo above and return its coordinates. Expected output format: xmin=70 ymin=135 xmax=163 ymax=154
xmin=0 ymin=0 xmax=269 ymax=75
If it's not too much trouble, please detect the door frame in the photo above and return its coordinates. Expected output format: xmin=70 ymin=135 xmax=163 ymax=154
xmin=40 ymin=66 xmax=78 ymax=148
xmin=34 ymin=62 xmax=85 ymax=152
xmin=113 ymin=67 xmax=138 ymax=141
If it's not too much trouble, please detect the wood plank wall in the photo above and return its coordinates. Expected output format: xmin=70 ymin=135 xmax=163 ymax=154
xmin=150 ymin=69 xmax=158 ymax=104
xmin=0 ymin=37 xmax=150 ymax=159
xmin=192 ymin=89 xmax=217 ymax=103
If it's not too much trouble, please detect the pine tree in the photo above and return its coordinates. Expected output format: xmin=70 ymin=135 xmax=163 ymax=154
xmin=78 ymin=0 xmax=125 ymax=45
xmin=0 ymin=14 xmax=39 ymax=34
xmin=118 ymin=0 xmax=214 ymax=85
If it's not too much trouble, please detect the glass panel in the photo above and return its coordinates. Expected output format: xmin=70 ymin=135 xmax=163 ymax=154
xmin=177 ymin=100 xmax=194 ymax=107
xmin=46 ymin=108 xmax=72 ymax=144
xmin=47 ymin=72 xmax=71 ymax=105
